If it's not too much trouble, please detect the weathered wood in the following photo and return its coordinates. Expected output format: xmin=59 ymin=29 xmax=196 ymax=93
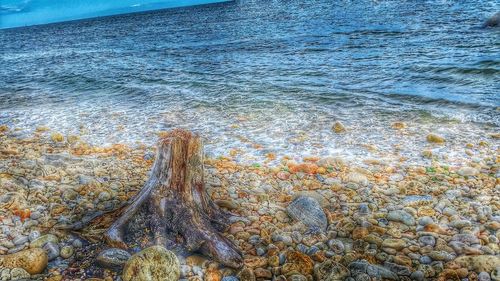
xmin=104 ymin=129 xmax=242 ymax=268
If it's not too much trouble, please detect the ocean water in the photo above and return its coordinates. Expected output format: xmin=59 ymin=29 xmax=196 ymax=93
xmin=1 ymin=0 xmax=499 ymax=165
xmin=0 ymin=0 xmax=229 ymax=29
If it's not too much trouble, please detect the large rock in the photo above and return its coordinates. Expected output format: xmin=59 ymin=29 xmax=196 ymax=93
xmin=453 ymin=255 xmax=500 ymax=273
xmin=0 ymin=248 xmax=48 ymax=274
xmin=97 ymin=248 xmax=131 ymax=270
xmin=122 ymin=246 xmax=179 ymax=281
xmin=286 ymin=196 xmax=327 ymax=232
xmin=314 ymin=260 xmax=350 ymax=281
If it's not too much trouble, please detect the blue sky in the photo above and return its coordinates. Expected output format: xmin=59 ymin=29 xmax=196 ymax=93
xmin=0 ymin=0 xmax=227 ymax=29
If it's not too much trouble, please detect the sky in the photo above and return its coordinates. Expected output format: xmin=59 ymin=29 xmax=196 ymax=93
xmin=0 ymin=0 xmax=228 ymax=29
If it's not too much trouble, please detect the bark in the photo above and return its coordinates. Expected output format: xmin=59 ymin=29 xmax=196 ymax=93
xmin=103 ymin=129 xmax=242 ymax=268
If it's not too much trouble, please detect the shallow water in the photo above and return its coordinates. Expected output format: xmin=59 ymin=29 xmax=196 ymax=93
xmin=1 ymin=0 xmax=499 ymax=165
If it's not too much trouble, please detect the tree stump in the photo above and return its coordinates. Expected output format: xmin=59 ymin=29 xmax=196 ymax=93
xmin=104 ymin=129 xmax=243 ymax=268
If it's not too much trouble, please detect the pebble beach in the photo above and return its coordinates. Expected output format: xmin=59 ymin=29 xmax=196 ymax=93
xmin=1 ymin=1 xmax=499 ymax=279
xmin=0 ymin=123 xmax=498 ymax=281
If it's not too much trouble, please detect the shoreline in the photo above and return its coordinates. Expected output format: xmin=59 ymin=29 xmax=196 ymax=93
xmin=0 ymin=125 xmax=498 ymax=280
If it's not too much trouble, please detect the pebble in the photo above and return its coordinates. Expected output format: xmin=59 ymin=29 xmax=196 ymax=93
xmin=72 ymin=239 xmax=83 ymax=248
xmin=479 ymin=272 xmax=492 ymax=281
xmin=454 ymin=255 xmax=500 ymax=273
xmin=387 ymin=210 xmax=415 ymax=226
xmin=348 ymin=260 xmax=398 ymax=280
xmin=457 ymin=167 xmax=479 ymax=176
xmin=449 ymin=219 xmax=471 ymax=229
xmin=410 ymin=270 xmax=425 ymax=281
xmin=287 ymin=275 xmax=307 ymax=281
xmin=12 ymin=235 xmax=28 ymax=246
xmin=327 ymin=239 xmax=345 ymax=254
xmin=418 ymin=236 xmax=436 ymax=247
xmin=29 ymin=234 xmax=58 ymax=249
xmin=43 ymin=242 xmax=60 ymax=261
xmin=281 ymin=250 xmax=314 ymax=276
xmin=426 ymin=133 xmax=445 ymax=143
xmin=346 ymin=172 xmax=368 ymax=186
xmin=383 ymin=261 xmax=411 ymax=276
xmin=332 ymin=121 xmax=346 ymax=133
xmin=96 ymin=248 xmax=132 ymax=270
xmin=238 ymin=267 xmax=255 ymax=281
xmin=60 ymin=245 xmax=74 ymax=259
xmin=10 ymin=267 xmax=30 ymax=279
xmin=314 ymin=260 xmax=350 ymax=281
xmin=381 ymin=239 xmax=406 ymax=250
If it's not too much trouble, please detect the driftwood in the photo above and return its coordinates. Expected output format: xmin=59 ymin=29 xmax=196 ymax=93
xmin=86 ymin=129 xmax=242 ymax=268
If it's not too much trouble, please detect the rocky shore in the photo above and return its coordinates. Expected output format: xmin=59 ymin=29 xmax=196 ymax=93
xmin=0 ymin=125 xmax=498 ymax=281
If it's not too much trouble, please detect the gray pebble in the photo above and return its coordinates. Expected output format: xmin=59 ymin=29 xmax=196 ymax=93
xmin=419 ymin=256 xmax=432 ymax=264
xmin=12 ymin=235 xmax=28 ymax=246
xmin=60 ymin=245 xmax=74 ymax=259
xmin=418 ymin=216 xmax=434 ymax=226
xmin=328 ymin=239 xmax=345 ymax=254
xmin=43 ymin=242 xmax=60 ymax=261
xmin=72 ymin=239 xmax=83 ymax=248
xmin=418 ymin=236 xmax=436 ymax=247
xmin=97 ymin=248 xmax=131 ymax=270
xmin=410 ymin=270 xmax=424 ymax=281
xmin=478 ymin=272 xmax=491 ymax=281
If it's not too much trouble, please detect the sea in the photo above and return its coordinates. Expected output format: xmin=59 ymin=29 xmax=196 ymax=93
xmin=1 ymin=0 xmax=499 ymax=165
